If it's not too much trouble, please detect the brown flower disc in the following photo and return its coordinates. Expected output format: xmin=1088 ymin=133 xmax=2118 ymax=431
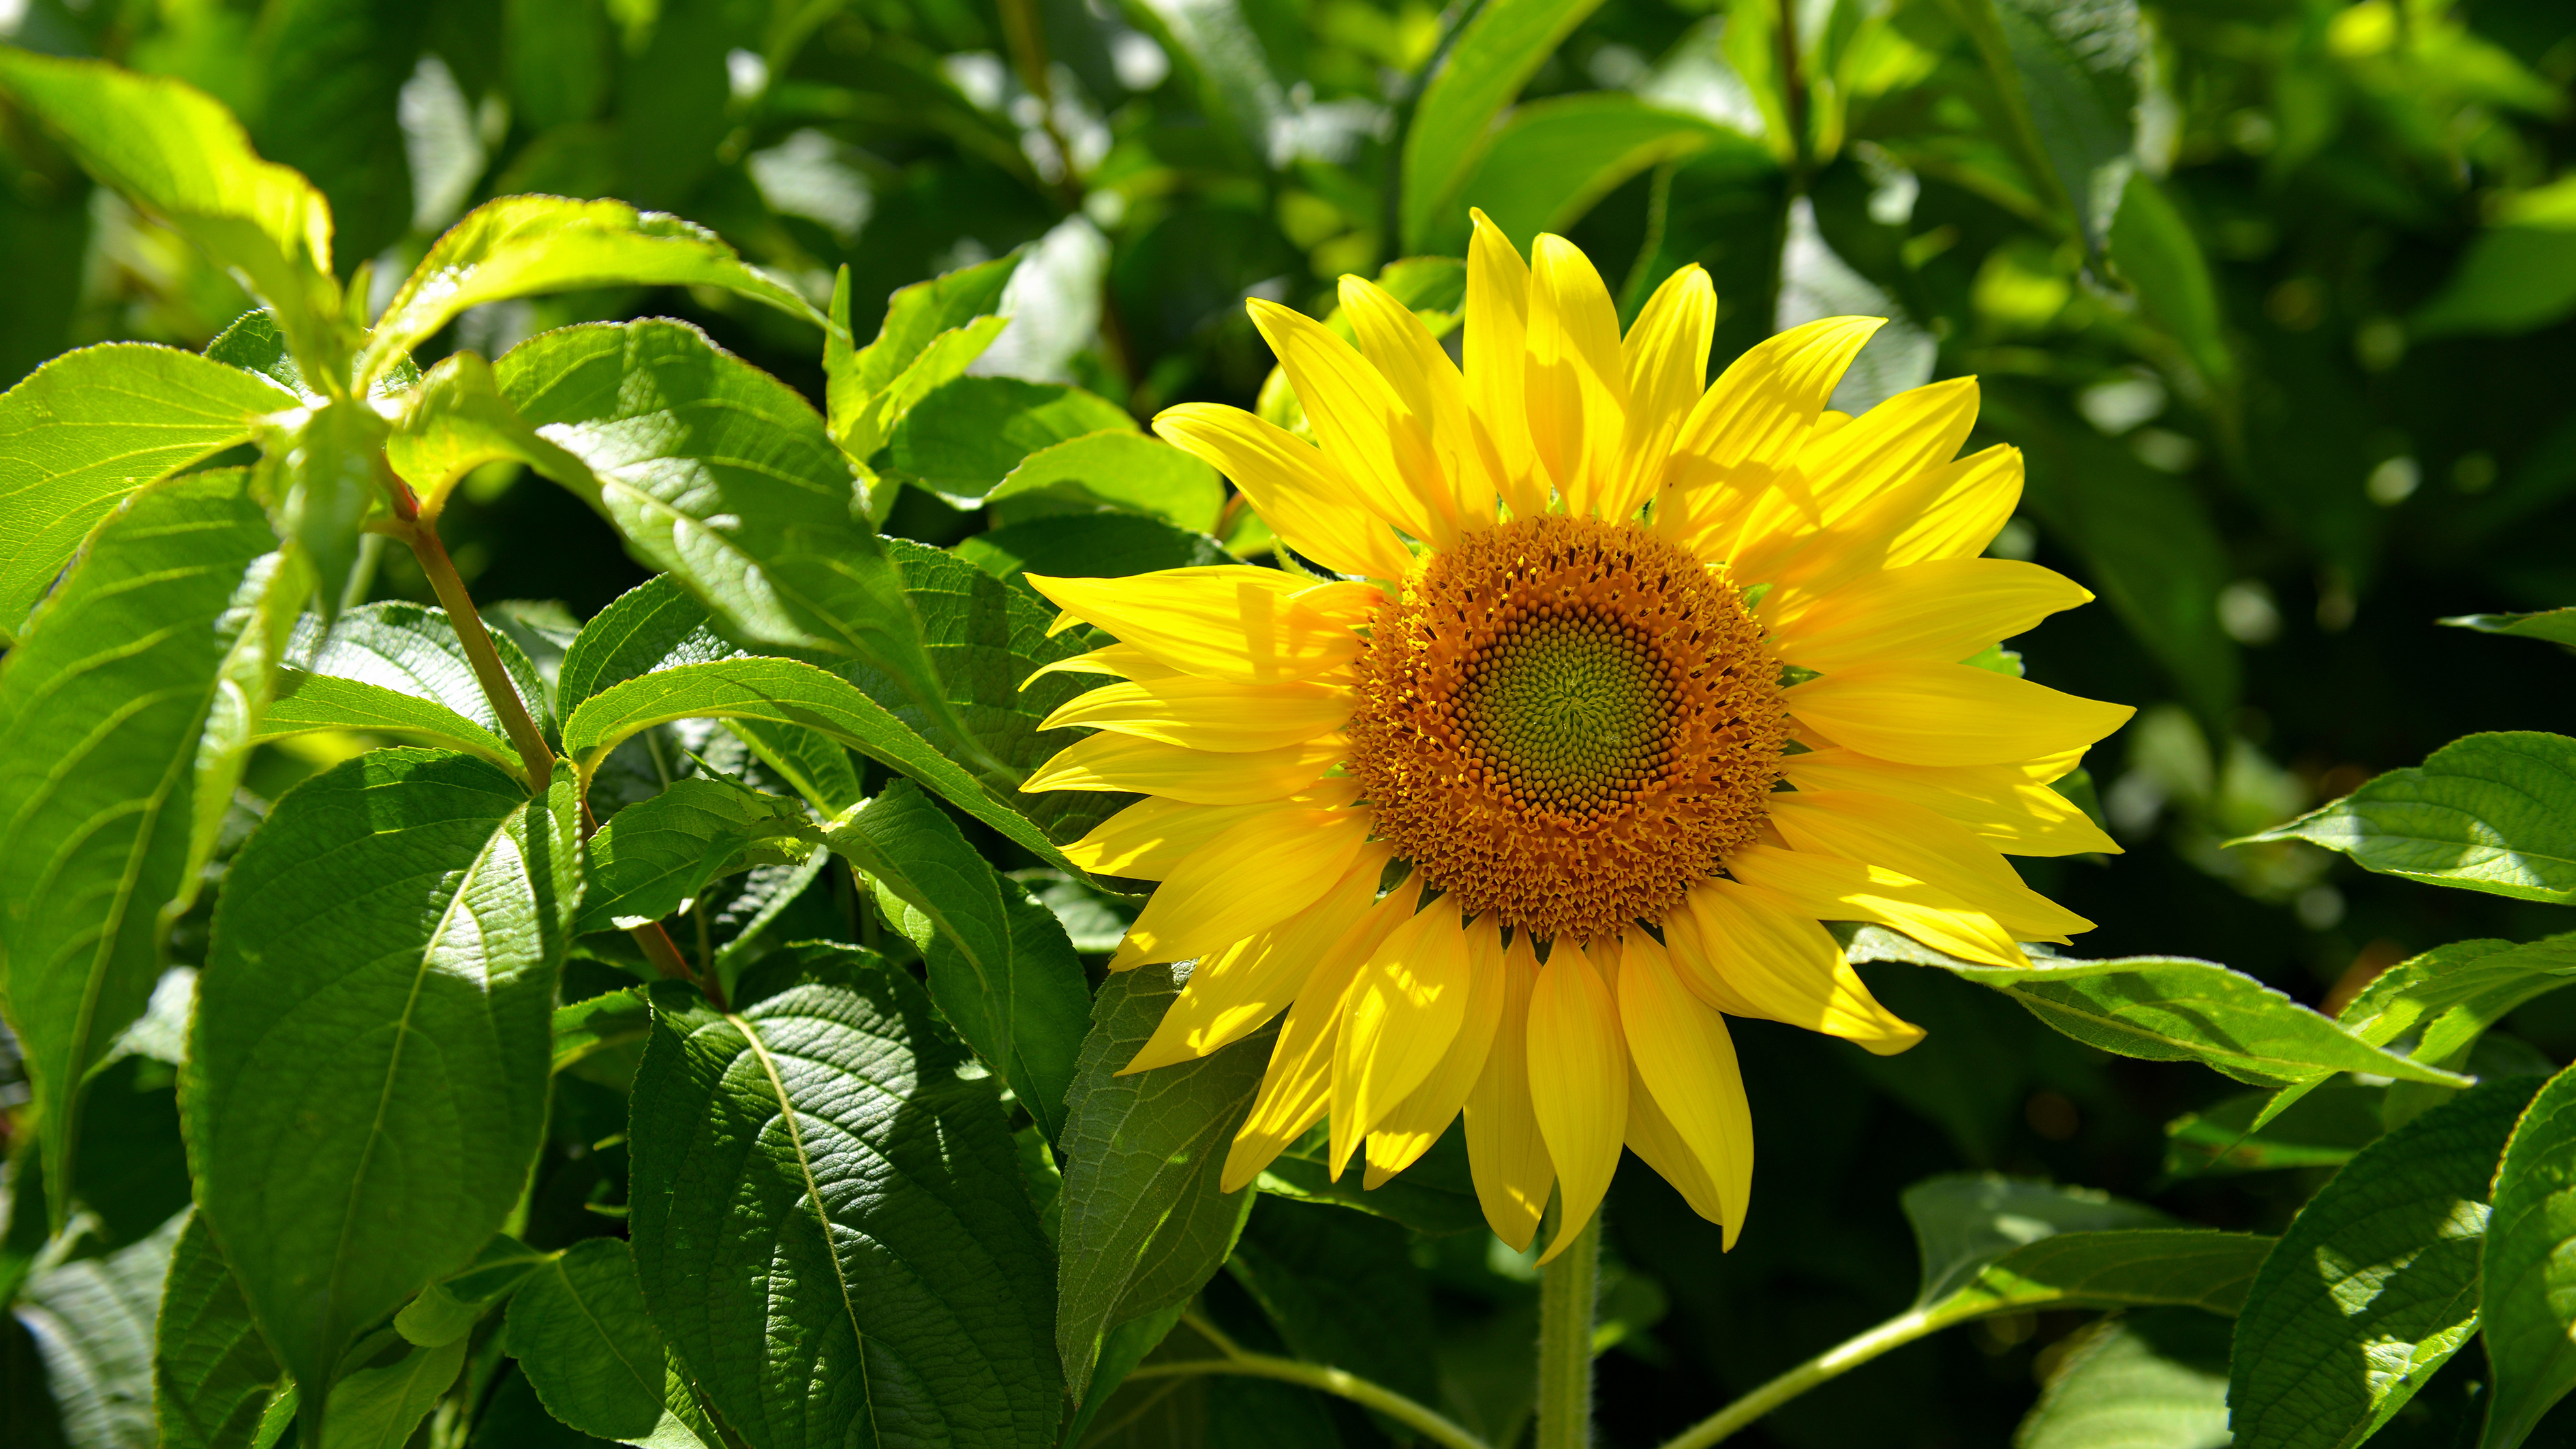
xmin=1345 ymin=515 xmax=1789 ymax=942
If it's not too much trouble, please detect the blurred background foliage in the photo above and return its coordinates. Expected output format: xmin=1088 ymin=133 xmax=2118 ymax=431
xmin=2 ymin=0 xmax=2574 ymax=1443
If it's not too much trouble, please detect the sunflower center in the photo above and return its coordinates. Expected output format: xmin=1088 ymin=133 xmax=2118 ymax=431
xmin=1346 ymin=515 xmax=1790 ymax=943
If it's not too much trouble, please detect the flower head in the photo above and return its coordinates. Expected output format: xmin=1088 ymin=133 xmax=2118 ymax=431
xmin=1024 ymin=215 xmax=2132 ymax=1257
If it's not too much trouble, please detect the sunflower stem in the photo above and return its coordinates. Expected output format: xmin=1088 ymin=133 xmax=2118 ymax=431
xmin=1535 ymin=1210 xmax=1601 ymax=1449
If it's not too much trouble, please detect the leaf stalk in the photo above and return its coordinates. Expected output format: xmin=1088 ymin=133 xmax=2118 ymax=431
xmin=1118 ymin=1311 xmax=1490 ymax=1449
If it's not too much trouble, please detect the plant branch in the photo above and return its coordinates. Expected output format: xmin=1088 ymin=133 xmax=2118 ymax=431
xmin=1126 ymin=1316 xmax=1488 ymax=1449
xmin=1536 ymin=1210 xmax=1601 ymax=1449
xmin=1655 ymin=1309 xmax=1940 ymax=1449
xmin=383 ymin=472 xmax=555 ymax=793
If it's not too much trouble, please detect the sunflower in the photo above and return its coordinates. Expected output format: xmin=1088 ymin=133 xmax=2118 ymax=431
xmin=1022 ymin=214 xmax=2132 ymax=1257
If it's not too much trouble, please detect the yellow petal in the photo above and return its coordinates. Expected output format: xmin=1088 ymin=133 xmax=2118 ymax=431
xmin=1769 ymin=558 xmax=2093 ymax=673
xmin=1330 ymin=906 xmax=1474 ymax=1176
xmin=1467 ymin=211 xmax=1546 ymax=520
xmin=1768 ymin=791 xmax=2093 ymax=940
xmin=1062 ymin=797 xmax=1287 ymax=879
xmin=1115 ymin=805 xmax=1374 ymax=967
xmin=1779 ymin=748 xmax=2118 ymax=856
xmin=1785 ymin=661 xmax=2134 ymax=767
xmin=1723 ymin=840 xmax=2025 ymax=966
xmin=1623 ymin=1052 xmax=1731 ymax=1229
xmin=1026 ymin=568 xmax=1370 ymax=684
xmin=1462 ymin=931 xmax=1553 ymax=1251
xmin=1026 ymin=730 xmax=1347 ymax=804
xmin=1124 ymin=846 xmax=1390 ymax=1073
xmin=1039 ymin=675 xmax=1353 ymax=752
xmin=1222 ymin=874 xmax=1426 ymax=1190
xmin=1670 ymin=878 xmax=1922 ymax=1054
xmin=1526 ymin=942 xmax=1627 ymax=1263
xmin=1754 ymin=444 xmax=2023 ymax=605
xmin=1247 ymin=298 xmax=1451 ymax=546
xmin=1363 ymin=919 xmax=1507 ymax=1185
xmin=1524 ymin=234 xmax=1629 ymax=519
xmin=1341 ymin=275 xmax=1492 ymax=531
xmin=1616 ymin=934 xmax=1753 ymax=1245
xmin=1154 ymin=403 xmax=1413 ymax=579
xmin=1019 ymin=642 xmax=1186 ymax=690
xmin=1602 ymin=264 xmax=1715 ymax=523
xmin=1663 ymin=316 xmax=1883 ymax=491
xmin=1728 ymin=376 xmax=1982 ymax=579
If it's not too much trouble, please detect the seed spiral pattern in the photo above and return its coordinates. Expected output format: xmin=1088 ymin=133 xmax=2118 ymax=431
xmin=1347 ymin=515 xmax=1790 ymax=941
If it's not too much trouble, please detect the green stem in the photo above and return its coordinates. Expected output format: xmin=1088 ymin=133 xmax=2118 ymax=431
xmin=1655 ymin=1309 xmax=1939 ymax=1449
xmin=394 ymin=504 xmax=555 ymax=794
xmin=1129 ymin=1314 xmax=1488 ymax=1449
xmin=1536 ymin=1210 xmax=1601 ymax=1449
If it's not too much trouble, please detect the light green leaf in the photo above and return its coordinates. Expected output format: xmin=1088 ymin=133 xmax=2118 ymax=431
xmin=1903 ymin=1174 xmax=2170 ymax=1307
xmin=508 ymin=1239 xmax=668 ymax=1442
xmin=1935 ymin=0 xmax=2142 ymax=253
xmin=253 ymin=395 xmax=387 ymax=620
xmin=553 ymin=989 xmax=653 ymax=1074
xmin=2444 ymin=609 xmax=2576 ymax=649
xmin=2336 ymin=934 xmax=2576 ymax=1079
xmin=384 ymin=351 xmax=608 ymax=519
xmin=154 ymin=1212 xmax=288 ymax=1449
xmin=253 ymin=671 xmax=520 ymax=769
xmin=628 ymin=969 xmax=1060 ymax=1449
xmin=1054 ymin=960 xmax=1271 ymax=1401
xmin=555 ymin=575 xmax=734 ymax=724
xmin=889 ymin=377 xmax=1137 ymax=502
xmin=358 ymin=196 xmax=825 ymax=389
xmin=14 ymin=1210 xmax=183 ymax=1449
xmin=497 ymin=320 xmax=983 ymax=772
xmin=561 ymin=656 xmax=1075 ymax=873
xmin=2476 ymin=1063 xmax=2576 ymax=1449
xmin=578 ymin=775 xmax=817 ymax=934
xmin=0 ymin=471 xmax=302 ymax=1229
xmin=279 ymin=598 xmax=555 ymax=743
xmin=824 ymin=779 xmax=1090 ymax=1140
xmin=318 ymin=1336 xmax=467 ymax=1449
xmin=206 ymin=308 xmax=421 ymax=403
xmin=957 ymin=513 xmax=1231 ymax=595
xmin=186 ymin=750 xmax=582 ymax=1421
xmin=1439 ymin=95 xmax=1748 ymax=253
xmin=986 ymin=431 xmax=1225 ymax=534
xmin=1847 ymin=929 xmax=2472 ymax=1090
xmin=2244 ymin=731 xmax=2576 ymax=904
xmin=2016 ymin=1312 xmax=2233 ymax=1449
xmin=0 ymin=343 xmax=287 ymax=641
xmin=2228 ymin=1078 xmax=2544 ymax=1449
xmin=827 ymin=254 xmax=1022 ymax=459
xmin=1398 ymin=0 xmax=1610 ymax=251
xmin=0 ymin=53 xmax=345 ymax=385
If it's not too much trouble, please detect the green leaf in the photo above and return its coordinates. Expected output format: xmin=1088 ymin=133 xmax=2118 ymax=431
xmin=2164 ymin=1084 xmax=2387 ymax=1178
xmin=577 ymin=775 xmax=818 ymax=934
xmin=186 ymin=750 xmax=582 ymax=1419
xmin=254 ymin=671 xmax=520 ymax=769
xmin=0 ymin=53 xmax=345 ymax=386
xmin=1225 ymin=1198 xmax=1441 ymax=1407
xmin=1902 ymin=1174 xmax=2170 ymax=1307
xmin=14 ymin=1210 xmax=183 ymax=1449
xmin=1439 ymin=95 xmax=1749 ymax=254
xmin=318 ymin=1336 xmax=466 ymax=1449
xmin=1253 ymin=1124 xmax=1490 ymax=1236
xmin=555 ymin=989 xmax=653 ymax=1073
xmin=889 ymin=378 xmax=1137 ymax=504
xmin=497 ymin=320 xmax=982 ymax=772
xmin=2110 ymin=172 xmax=2233 ymax=388
xmin=0 ymin=343 xmax=286 ymax=641
xmin=1931 ymin=1230 xmax=2271 ymax=1322
xmin=154 ymin=1213 xmax=289 ymax=1449
xmin=253 ymin=395 xmax=388 ymax=619
xmin=248 ymin=0 xmax=421 ymax=269
xmin=204 ymin=309 xmax=424 ymax=405
xmin=985 ymin=431 xmax=1225 ymax=534
xmin=508 ymin=1239 xmax=669 ymax=1442
xmin=1114 ymin=0 xmax=1291 ymax=164
xmin=628 ymin=968 xmax=1060 ymax=1449
xmin=1935 ymin=0 xmax=2143 ymax=253
xmin=2476 ymin=1063 xmax=2576 ymax=1449
xmin=2017 ymin=1311 xmax=2233 ymax=1449
xmin=823 ymin=779 xmax=1090 ymax=1141
xmin=956 ymin=514 xmax=1231 ymax=595
xmin=2335 ymin=934 xmax=2576 ymax=1079
xmin=384 ymin=351 xmax=608 ymax=519
xmin=1398 ymin=0 xmax=1611 ymax=251
xmin=392 ymin=1234 xmax=553 ymax=1349
xmin=1846 ymin=929 xmax=2472 ymax=1090
xmin=0 ymin=470 xmax=303 ymax=1229
xmin=557 ymin=575 xmax=739 ymax=720
xmin=560 ymin=656 xmax=1075 ymax=873
xmin=2444 ymin=609 xmax=2576 ymax=650
xmin=827 ymin=255 xmax=1022 ymax=460
xmin=271 ymin=598 xmax=555 ymax=748
xmin=2244 ymin=732 xmax=2576 ymax=904
xmin=357 ymin=196 xmax=825 ymax=389
xmin=2412 ymin=181 xmax=2576 ymax=338
xmin=1054 ymin=961 xmax=1271 ymax=1401
xmin=2228 ymin=1078 xmax=2545 ymax=1449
